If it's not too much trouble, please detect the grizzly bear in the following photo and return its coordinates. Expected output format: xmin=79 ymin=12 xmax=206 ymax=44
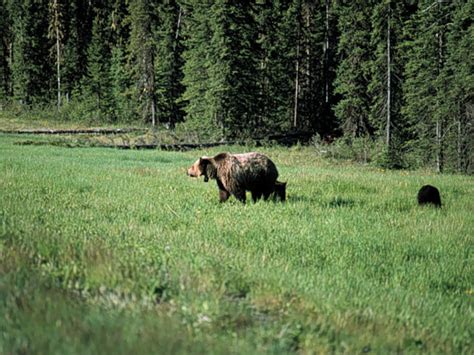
xmin=187 ymin=152 xmax=284 ymax=203
xmin=417 ymin=185 xmax=442 ymax=207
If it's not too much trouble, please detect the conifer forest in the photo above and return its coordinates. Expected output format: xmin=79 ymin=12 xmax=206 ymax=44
xmin=0 ymin=0 xmax=472 ymax=173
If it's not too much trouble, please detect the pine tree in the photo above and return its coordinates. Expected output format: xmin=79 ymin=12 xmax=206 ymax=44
xmin=333 ymin=1 xmax=374 ymax=139
xmin=155 ymin=0 xmax=185 ymax=128
xmin=61 ymin=0 xmax=92 ymax=103
xmin=179 ymin=0 xmax=214 ymax=136
xmin=368 ymin=0 xmax=414 ymax=167
xmin=296 ymin=1 xmax=329 ymax=134
xmin=401 ymin=0 xmax=455 ymax=172
xmin=85 ymin=13 xmax=113 ymax=119
xmin=211 ymin=0 xmax=259 ymax=137
xmin=128 ymin=0 xmax=158 ymax=125
xmin=181 ymin=0 xmax=260 ymax=138
xmin=255 ymin=0 xmax=336 ymax=137
xmin=320 ymin=0 xmax=340 ymax=137
xmin=255 ymin=0 xmax=294 ymax=134
xmin=10 ymin=0 xmax=53 ymax=105
xmin=109 ymin=0 xmax=133 ymax=122
xmin=441 ymin=1 xmax=473 ymax=173
xmin=48 ymin=0 xmax=65 ymax=111
xmin=0 ymin=0 xmax=12 ymax=104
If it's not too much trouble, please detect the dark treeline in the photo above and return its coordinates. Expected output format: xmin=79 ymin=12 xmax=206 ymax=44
xmin=0 ymin=0 xmax=472 ymax=172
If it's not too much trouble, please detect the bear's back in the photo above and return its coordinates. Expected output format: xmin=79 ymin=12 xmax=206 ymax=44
xmin=232 ymin=152 xmax=278 ymax=186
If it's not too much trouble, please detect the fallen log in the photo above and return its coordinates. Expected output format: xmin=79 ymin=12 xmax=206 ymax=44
xmin=0 ymin=128 xmax=146 ymax=135
xmin=113 ymin=141 xmax=241 ymax=151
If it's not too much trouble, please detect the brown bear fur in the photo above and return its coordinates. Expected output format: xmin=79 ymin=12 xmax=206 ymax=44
xmin=187 ymin=152 xmax=283 ymax=203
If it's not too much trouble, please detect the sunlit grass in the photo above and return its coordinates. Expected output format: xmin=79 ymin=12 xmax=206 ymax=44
xmin=1 ymin=134 xmax=473 ymax=353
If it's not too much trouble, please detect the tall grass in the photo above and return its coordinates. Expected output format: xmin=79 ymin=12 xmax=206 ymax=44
xmin=1 ymin=134 xmax=472 ymax=353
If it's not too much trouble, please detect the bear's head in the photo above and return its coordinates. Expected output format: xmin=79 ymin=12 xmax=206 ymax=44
xmin=187 ymin=157 xmax=218 ymax=182
xmin=274 ymin=181 xmax=287 ymax=202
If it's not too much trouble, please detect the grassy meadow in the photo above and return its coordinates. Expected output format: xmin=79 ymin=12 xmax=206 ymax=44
xmin=0 ymin=133 xmax=473 ymax=354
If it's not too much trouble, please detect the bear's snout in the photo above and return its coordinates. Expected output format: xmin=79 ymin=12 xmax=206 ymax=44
xmin=187 ymin=162 xmax=201 ymax=177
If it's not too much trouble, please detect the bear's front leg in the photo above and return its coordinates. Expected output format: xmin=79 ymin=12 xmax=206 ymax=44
xmin=217 ymin=179 xmax=230 ymax=203
xmin=234 ymin=189 xmax=246 ymax=203
xmin=262 ymin=188 xmax=273 ymax=201
xmin=219 ymin=189 xmax=230 ymax=203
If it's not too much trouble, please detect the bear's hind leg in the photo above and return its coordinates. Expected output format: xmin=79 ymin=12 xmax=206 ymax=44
xmin=262 ymin=187 xmax=274 ymax=201
xmin=251 ymin=190 xmax=262 ymax=202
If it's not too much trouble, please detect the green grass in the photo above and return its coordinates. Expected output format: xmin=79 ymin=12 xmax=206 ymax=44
xmin=1 ymin=134 xmax=473 ymax=354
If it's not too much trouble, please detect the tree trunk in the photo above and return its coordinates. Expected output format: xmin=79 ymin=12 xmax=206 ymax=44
xmin=436 ymin=1 xmax=444 ymax=173
xmin=457 ymin=114 xmax=461 ymax=172
xmin=293 ymin=42 xmax=299 ymax=129
xmin=151 ymin=99 xmax=156 ymax=126
xmin=174 ymin=6 xmax=182 ymax=44
xmin=56 ymin=26 xmax=61 ymax=111
xmin=324 ymin=0 xmax=330 ymax=104
xmin=386 ymin=6 xmax=391 ymax=147
xmin=436 ymin=119 xmax=443 ymax=173
xmin=293 ymin=5 xmax=302 ymax=130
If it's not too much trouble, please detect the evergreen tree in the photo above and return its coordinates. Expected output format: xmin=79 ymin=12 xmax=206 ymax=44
xmin=321 ymin=0 xmax=340 ymax=137
xmin=110 ymin=45 xmax=134 ymax=122
xmin=155 ymin=0 xmax=185 ymax=128
xmin=296 ymin=0 xmax=328 ymax=134
xmin=368 ymin=0 xmax=414 ymax=167
xmin=109 ymin=0 xmax=133 ymax=122
xmin=441 ymin=0 xmax=473 ymax=173
xmin=128 ymin=0 xmax=158 ymax=125
xmin=10 ymin=0 xmax=53 ymax=105
xmin=333 ymin=1 xmax=374 ymax=139
xmin=402 ymin=0 xmax=455 ymax=172
xmin=84 ymin=12 xmax=113 ymax=119
xmin=61 ymin=0 xmax=93 ymax=103
xmin=0 ymin=0 xmax=12 ymax=104
xmin=179 ymin=0 xmax=214 ymax=135
xmin=212 ymin=0 xmax=259 ymax=137
xmin=181 ymin=0 xmax=259 ymax=138
xmin=255 ymin=0 xmax=337 ymax=136
xmin=48 ymin=0 xmax=65 ymax=110
xmin=255 ymin=0 xmax=294 ymax=134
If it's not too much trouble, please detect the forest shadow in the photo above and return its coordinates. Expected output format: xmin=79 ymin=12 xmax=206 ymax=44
xmin=326 ymin=197 xmax=356 ymax=208
xmin=289 ymin=195 xmax=357 ymax=208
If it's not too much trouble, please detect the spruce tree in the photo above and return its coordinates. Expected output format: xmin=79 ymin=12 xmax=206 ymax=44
xmin=128 ymin=0 xmax=158 ymax=125
xmin=109 ymin=0 xmax=133 ymax=122
xmin=48 ymin=0 xmax=65 ymax=111
xmin=211 ymin=0 xmax=259 ymax=137
xmin=321 ymin=0 xmax=340 ymax=137
xmin=368 ymin=0 xmax=413 ymax=167
xmin=401 ymin=0 xmax=454 ymax=172
xmin=155 ymin=0 xmax=185 ymax=128
xmin=255 ymin=0 xmax=294 ymax=134
xmin=181 ymin=0 xmax=259 ymax=138
xmin=441 ymin=1 xmax=473 ymax=173
xmin=60 ymin=0 xmax=92 ymax=103
xmin=10 ymin=0 xmax=53 ymax=105
xmin=0 ymin=0 xmax=12 ymax=104
xmin=333 ymin=1 xmax=374 ymax=139
xmin=296 ymin=0 xmax=328 ymax=134
xmin=85 ymin=13 xmax=113 ymax=119
xmin=179 ymin=0 xmax=213 ymax=134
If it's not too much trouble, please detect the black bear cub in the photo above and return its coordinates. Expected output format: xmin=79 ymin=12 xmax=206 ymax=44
xmin=417 ymin=185 xmax=442 ymax=207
